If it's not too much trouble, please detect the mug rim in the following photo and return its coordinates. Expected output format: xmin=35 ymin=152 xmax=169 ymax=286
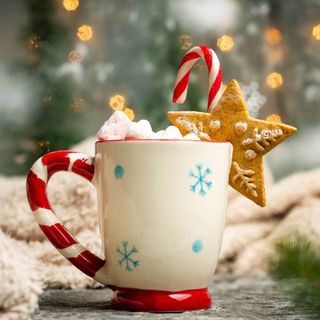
xmin=95 ymin=138 xmax=231 ymax=145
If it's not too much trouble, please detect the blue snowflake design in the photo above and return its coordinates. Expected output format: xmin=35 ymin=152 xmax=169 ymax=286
xmin=189 ymin=164 xmax=212 ymax=196
xmin=116 ymin=241 xmax=139 ymax=272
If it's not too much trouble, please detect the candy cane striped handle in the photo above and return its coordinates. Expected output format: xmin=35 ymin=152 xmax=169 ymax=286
xmin=172 ymin=45 xmax=222 ymax=112
xmin=26 ymin=151 xmax=108 ymax=284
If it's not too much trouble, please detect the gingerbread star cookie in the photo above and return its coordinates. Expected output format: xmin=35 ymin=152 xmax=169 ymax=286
xmin=168 ymin=79 xmax=297 ymax=207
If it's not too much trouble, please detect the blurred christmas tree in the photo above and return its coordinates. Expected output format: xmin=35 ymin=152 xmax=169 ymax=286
xmin=15 ymin=0 xmax=85 ymax=174
xmin=79 ymin=0 xmax=198 ymax=132
xmin=7 ymin=0 xmax=198 ymax=175
xmin=1 ymin=0 xmax=318 ymax=175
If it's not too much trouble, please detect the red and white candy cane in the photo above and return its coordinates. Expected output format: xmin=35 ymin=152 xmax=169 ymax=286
xmin=26 ymin=151 xmax=108 ymax=284
xmin=172 ymin=45 xmax=222 ymax=112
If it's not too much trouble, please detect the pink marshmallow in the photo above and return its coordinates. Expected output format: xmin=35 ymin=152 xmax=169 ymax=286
xmin=96 ymin=111 xmax=131 ymax=141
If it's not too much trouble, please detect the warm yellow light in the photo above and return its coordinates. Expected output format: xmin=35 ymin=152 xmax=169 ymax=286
xmin=63 ymin=0 xmax=79 ymax=11
xmin=77 ymin=25 xmax=93 ymax=41
xmin=217 ymin=35 xmax=234 ymax=52
xmin=123 ymin=107 xmax=135 ymax=120
xmin=109 ymin=95 xmax=126 ymax=110
xmin=71 ymin=98 xmax=85 ymax=112
xmin=108 ymin=95 xmax=136 ymax=119
xmin=312 ymin=24 xmax=320 ymax=40
xmin=68 ymin=50 xmax=83 ymax=63
xmin=27 ymin=35 xmax=40 ymax=49
xmin=264 ymin=27 xmax=282 ymax=45
xmin=266 ymin=72 xmax=283 ymax=89
xmin=178 ymin=35 xmax=193 ymax=50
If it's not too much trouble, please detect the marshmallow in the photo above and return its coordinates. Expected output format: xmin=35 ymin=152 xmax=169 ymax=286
xmin=153 ymin=130 xmax=164 ymax=139
xmin=183 ymin=133 xmax=201 ymax=140
xmin=161 ymin=126 xmax=183 ymax=139
xmin=126 ymin=120 xmax=155 ymax=139
xmin=96 ymin=111 xmax=131 ymax=141
xmin=97 ymin=112 xmax=202 ymax=142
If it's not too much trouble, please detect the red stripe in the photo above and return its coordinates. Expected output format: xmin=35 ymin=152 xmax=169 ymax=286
xmin=173 ymin=71 xmax=191 ymax=103
xmin=174 ymin=46 xmax=222 ymax=106
xmin=200 ymin=45 xmax=213 ymax=73
xmin=27 ymin=151 xmax=106 ymax=281
xmin=26 ymin=171 xmax=51 ymax=211
xmin=40 ymin=223 xmax=77 ymax=249
xmin=42 ymin=151 xmax=73 ymax=178
xmin=178 ymin=51 xmax=200 ymax=68
xmin=207 ymin=68 xmax=222 ymax=109
xmin=72 ymin=159 xmax=94 ymax=181
xmin=68 ymin=250 xmax=105 ymax=277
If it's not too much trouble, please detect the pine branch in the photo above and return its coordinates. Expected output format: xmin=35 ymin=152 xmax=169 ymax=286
xmin=269 ymin=234 xmax=320 ymax=317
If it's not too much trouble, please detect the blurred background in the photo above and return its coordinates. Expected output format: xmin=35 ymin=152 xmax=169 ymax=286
xmin=1 ymin=2 xmax=320 ymax=316
xmin=0 ymin=0 xmax=319 ymax=177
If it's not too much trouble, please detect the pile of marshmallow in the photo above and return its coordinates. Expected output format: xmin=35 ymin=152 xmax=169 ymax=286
xmin=96 ymin=111 xmax=200 ymax=141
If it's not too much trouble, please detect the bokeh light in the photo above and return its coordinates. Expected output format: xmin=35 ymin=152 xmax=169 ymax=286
xmin=312 ymin=24 xmax=320 ymax=40
xmin=77 ymin=25 xmax=93 ymax=41
xmin=123 ymin=107 xmax=135 ymax=120
xmin=109 ymin=94 xmax=126 ymax=110
xmin=193 ymin=61 xmax=204 ymax=72
xmin=43 ymin=93 xmax=52 ymax=104
xmin=63 ymin=0 xmax=79 ymax=11
xmin=27 ymin=35 xmax=40 ymax=49
xmin=71 ymin=98 xmax=85 ymax=112
xmin=68 ymin=50 xmax=83 ymax=63
xmin=178 ymin=35 xmax=193 ymax=50
xmin=38 ymin=140 xmax=50 ymax=154
xmin=266 ymin=72 xmax=283 ymax=89
xmin=264 ymin=27 xmax=282 ymax=45
xmin=217 ymin=35 xmax=234 ymax=52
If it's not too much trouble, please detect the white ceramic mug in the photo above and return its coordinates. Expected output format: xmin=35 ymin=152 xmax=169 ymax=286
xmin=26 ymin=140 xmax=232 ymax=312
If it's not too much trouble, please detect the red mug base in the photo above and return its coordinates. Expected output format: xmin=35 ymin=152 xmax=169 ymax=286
xmin=110 ymin=286 xmax=212 ymax=312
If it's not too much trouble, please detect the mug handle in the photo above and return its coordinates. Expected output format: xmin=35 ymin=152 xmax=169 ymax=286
xmin=26 ymin=150 xmax=108 ymax=284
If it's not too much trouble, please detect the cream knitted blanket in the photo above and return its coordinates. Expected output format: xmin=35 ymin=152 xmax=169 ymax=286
xmin=1 ymin=137 xmax=320 ymax=319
